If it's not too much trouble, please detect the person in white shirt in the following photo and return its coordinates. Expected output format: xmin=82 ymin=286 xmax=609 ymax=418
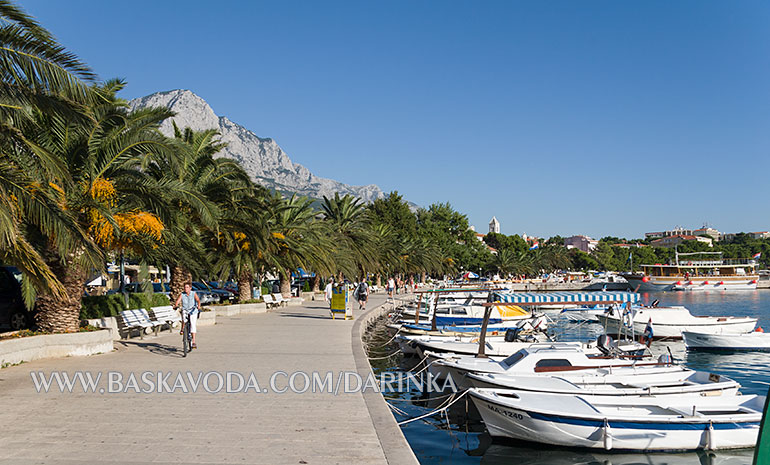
xmin=324 ymin=278 xmax=334 ymax=308
xmin=387 ymin=277 xmax=395 ymax=298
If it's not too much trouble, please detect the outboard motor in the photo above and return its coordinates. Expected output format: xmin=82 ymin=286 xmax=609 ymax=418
xmin=657 ymin=353 xmax=673 ymax=365
xmin=596 ymin=334 xmax=614 ymax=356
xmin=504 ymin=327 xmax=521 ymax=342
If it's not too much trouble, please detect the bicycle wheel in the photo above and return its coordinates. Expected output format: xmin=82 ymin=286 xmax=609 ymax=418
xmin=182 ymin=319 xmax=189 ymax=357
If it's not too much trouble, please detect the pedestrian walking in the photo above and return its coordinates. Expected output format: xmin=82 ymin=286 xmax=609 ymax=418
xmin=355 ymin=279 xmax=369 ymax=310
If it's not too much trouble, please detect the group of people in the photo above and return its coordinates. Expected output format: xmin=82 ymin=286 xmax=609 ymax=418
xmin=323 ymin=278 xmax=370 ymax=310
xmin=385 ymin=276 xmax=415 ymax=297
xmin=173 ymin=274 xmax=419 ymax=349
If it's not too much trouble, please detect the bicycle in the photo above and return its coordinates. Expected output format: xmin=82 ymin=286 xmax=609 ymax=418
xmin=176 ymin=306 xmax=195 ymax=357
xmin=182 ymin=311 xmax=192 ymax=356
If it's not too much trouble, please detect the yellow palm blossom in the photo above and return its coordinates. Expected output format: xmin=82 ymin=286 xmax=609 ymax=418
xmin=89 ymin=178 xmax=116 ymax=206
xmin=90 ymin=210 xmax=165 ymax=250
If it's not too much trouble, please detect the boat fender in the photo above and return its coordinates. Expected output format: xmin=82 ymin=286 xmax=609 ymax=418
xmin=603 ymin=418 xmax=612 ymax=450
xmin=688 ymin=281 xmax=693 ymax=285
xmin=706 ymin=420 xmax=715 ymax=450
xmin=676 ymin=281 xmax=682 ymax=285
xmin=703 ymin=281 xmax=709 ymax=285
xmin=756 ymin=327 xmax=764 ymax=333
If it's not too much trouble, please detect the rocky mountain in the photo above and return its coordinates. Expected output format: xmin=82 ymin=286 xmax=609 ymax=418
xmin=129 ymin=90 xmax=384 ymax=202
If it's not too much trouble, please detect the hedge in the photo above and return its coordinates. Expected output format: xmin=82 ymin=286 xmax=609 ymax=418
xmin=80 ymin=293 xmax=171 ymax=320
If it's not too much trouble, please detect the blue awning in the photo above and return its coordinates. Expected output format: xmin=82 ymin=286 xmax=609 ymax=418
xmin=492 ymin=291 xmax=639 ymax=304
xmin=290 ymin=268 xmax=315 ymax=278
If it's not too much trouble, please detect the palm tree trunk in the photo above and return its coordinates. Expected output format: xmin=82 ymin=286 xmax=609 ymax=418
xmin=280 ymin=269 xmax=291 ymax=298
xmin=34 ymin=250 xmax=87 ymax=333
xmin=238 ymin=268 xmax=252 ymax=302
xmin=170 ymin=264 xmax=191 ymax=305
xmin=311 ymin=274 xmax=320 ymax=292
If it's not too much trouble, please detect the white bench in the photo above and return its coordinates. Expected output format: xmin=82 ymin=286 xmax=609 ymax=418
xmin=118 ymin=309 xmax=164 ymax=339
xmin=149 ymin=305 xmax=181 ymax=333
xmin=271 ymin=293 xmax=287 ymax=307
xmin=263 ymin=294 xmax=277 ymax=308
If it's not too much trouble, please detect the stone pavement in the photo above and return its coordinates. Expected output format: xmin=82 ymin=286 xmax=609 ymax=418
xmin=0 ymin=294 xmax=415 ymax=465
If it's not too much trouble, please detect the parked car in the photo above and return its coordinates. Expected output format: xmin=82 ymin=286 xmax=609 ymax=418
xmin=152 ymin=282 xmax=171 ymax=297
xmin=207 ymin=281 xmax=237 ymax=302
xmin=190 ymin=282 xmax=220 ymax=305
xmin=0 ymin=266 xmax=32 ymax=331
xmin=194 ymin=281 xmax=233 ymax=303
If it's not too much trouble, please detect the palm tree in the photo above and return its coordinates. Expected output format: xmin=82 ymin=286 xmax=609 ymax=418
xmin=264 ymin=193 xmax=333 ymax=297
xmin=0 ymin=0 xmax=102 ymax=300
xmin=321 ymin=193 xmax=376 ymax=280
xmin=149 ymin=124 xmax=234 ymax=303
xmin=489 ymin=249 xmax=518 ymax=278
xmin=27 ymin=81 xmax=176 ymax=332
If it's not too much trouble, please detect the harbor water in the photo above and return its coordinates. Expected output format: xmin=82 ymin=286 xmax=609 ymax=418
xmin=366 ymin=290 xmax=770 ymax=465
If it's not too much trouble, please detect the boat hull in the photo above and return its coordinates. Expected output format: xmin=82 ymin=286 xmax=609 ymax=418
xmin=683 ymin=331 xmax=770 ymax=351
xmin=596 ymin=308 xmax=757 ymax=339
xmin=625 ymin=275 xmax=758 ymax=292
xmin=470 ymin=390 xmax=761 ymax=451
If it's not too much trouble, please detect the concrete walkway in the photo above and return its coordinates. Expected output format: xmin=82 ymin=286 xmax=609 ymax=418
xmin=0 ymin=294 xmax=415 ymax=465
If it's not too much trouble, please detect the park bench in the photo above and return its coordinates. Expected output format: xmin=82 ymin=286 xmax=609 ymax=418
xmin=263 ymin=294 xmax=277 ymax=308
xmin=118 ymin=309 xmax=164 ymax=339
xmin=149 ymin=305 xmax=181 ymax=333
xmin=271 ymin=293 xmax=287 ymax=307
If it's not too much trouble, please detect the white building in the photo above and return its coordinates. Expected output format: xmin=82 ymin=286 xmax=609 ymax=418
xmin=489 ymin=217 xmax=500 ymax=234
xmin=564 ymin=235 xmax=598 ymax=253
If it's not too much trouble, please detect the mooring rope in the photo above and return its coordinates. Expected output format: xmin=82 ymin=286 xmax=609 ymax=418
xmin=368 ymin=327 xmax=403 ymax=349
xmin=367 ymin=348 xmax=403 ymax=360
xmin=396 ymin=390 xmax=470 ymax=426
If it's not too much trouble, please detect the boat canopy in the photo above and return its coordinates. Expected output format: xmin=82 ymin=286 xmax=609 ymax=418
xmin=492 ymin=291 xmax=640 ymax=305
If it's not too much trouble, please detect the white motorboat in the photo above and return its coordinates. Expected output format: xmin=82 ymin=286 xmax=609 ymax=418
xmin=398 ymin=302 xmax=531 ymax=326
xmin=683 ymin=330 xmax=770 ymax=351
xmin=396 ymin=333 xmax=511 ymax=355
xmin=469 ymin=388 xmax=763 ymax=451
xmin=559 ymin=305 xmax=611 ymax=322
xmin=415 ymin=331 xmax=648 ymax=360
xmin=467 ymin=368 xmax=741 ymax=397
xmin=596 ymin=306 xmax=757 ymax=339
xmin=427 ymin=343 xmax=656 ymax=387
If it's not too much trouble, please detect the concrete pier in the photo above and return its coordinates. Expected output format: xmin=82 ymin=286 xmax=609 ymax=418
xmin=0 ymin=295 xmax=417 ymax=465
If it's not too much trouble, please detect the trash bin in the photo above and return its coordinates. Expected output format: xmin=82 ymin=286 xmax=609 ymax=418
xmin=252 ymin=287 xmax=261 ymax=299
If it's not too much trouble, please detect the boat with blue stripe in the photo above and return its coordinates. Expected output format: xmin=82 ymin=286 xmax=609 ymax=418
xmin=469 ymin=388 xmax=763 ymax=451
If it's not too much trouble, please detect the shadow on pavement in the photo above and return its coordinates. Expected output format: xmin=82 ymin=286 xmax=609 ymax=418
xmin=277 ymin=313 xmax=333 ymax=320
xmin=118 ymin=340 xmax=184 ymax=357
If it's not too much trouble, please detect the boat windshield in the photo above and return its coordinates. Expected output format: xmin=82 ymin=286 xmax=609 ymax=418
xmin=501 ymin=350 xmax=526 ymax=368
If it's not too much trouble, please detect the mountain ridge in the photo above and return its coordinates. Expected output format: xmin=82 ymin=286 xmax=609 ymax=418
xmin=129 ymin=89 xmax=385 ymax=202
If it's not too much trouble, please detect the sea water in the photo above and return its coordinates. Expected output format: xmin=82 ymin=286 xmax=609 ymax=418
xmin=367 ymin=290 xmax=770 ymax=465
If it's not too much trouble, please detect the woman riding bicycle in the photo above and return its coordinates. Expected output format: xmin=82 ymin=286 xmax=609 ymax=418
xmin=175 ymin=282 xmax=201 ymax=349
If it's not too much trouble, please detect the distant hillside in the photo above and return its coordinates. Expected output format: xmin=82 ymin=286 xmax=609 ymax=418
xmin=129 ymin=89 xmax=385 ymax=202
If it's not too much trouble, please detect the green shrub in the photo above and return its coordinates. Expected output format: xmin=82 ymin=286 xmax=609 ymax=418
xmin=302 ymin=281 xmax=311 ymax=292
xmin=261 ymin=286 xmax=270 ymax=295
xmin=80 ymin=293 xmax=171 ymax=320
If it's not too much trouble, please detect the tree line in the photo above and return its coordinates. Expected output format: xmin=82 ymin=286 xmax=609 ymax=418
xmin=0 ymin=2 xmax=469 ymax=333
xmin=3 ymin=2 xmax=767 ymax=333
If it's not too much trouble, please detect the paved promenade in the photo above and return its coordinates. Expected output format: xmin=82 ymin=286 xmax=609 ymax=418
xmin=0 ymin=294 xmax=416 ymax=465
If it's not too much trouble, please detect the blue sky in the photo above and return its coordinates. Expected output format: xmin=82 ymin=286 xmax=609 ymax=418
xmin=22 ymin=1 xmax=770 ymax=239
